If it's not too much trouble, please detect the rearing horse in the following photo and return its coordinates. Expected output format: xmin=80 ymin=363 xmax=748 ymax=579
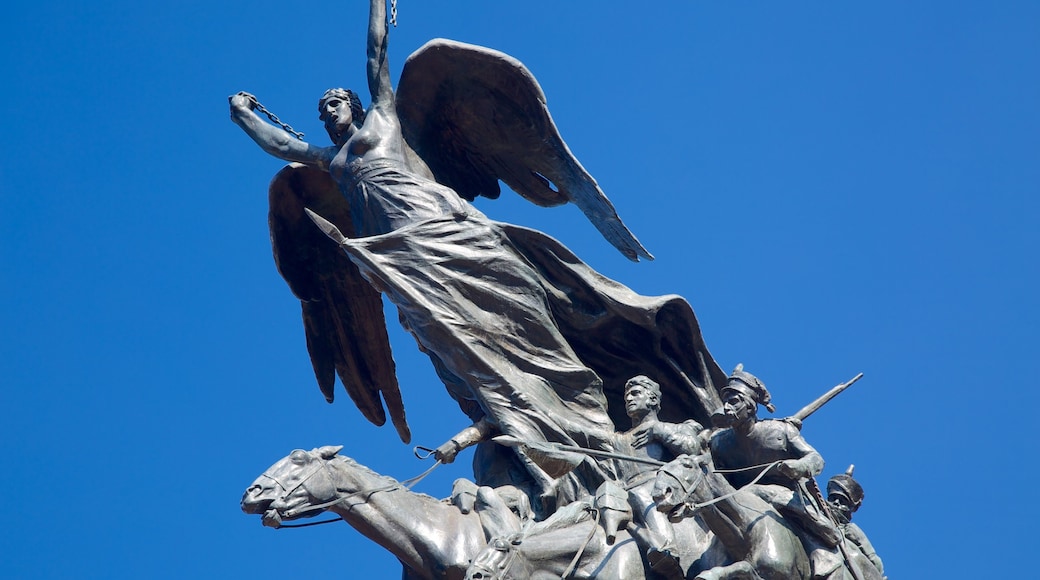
xmin=652 ymin=454 xmax=811 ymax=580
xmin=243 ymin=447 xmax=726 ymax=580
xmin=242 ymin=446 xmax=488 ymax=580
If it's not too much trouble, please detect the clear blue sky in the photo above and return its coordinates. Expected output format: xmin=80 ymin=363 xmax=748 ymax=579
xmin=2 ymin=1 xmax=1037 ymax=577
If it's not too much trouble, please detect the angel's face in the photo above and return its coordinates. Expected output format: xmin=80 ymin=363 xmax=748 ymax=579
xmin=322 ymin=97 xmax=353 ymax=141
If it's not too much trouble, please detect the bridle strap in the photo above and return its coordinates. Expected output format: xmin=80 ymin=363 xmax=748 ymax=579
xmin=659 ymin=461 xmax=700 ymax=498
xmin=561 ymin=506 xmax=601 ymax=579
xmin=282 ymin=460 xmax=399 ymax=517
xmin=266 ymin=462 xmax=334 ymax=517
xmin=685 ymin=460 xmax=782 ymax=512
xmin=272 ymin=457 xmax=440 ymax=527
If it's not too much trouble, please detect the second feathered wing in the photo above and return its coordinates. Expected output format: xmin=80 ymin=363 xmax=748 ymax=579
xmin=396 ymin=39 xmax=653 ymax=262
xmin=268 ymin=164 xmax=410 ymax=443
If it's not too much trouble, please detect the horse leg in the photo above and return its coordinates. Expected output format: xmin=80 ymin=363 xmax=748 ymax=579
xmin=695 ymin=561 xmax=762 ymax=580
xmin=811 ymin=548 xmax=884 ymax=580
xmin=474 ymin=486 xmax=522 ymax=541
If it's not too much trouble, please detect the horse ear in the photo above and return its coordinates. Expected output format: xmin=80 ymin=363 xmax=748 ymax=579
xmin=698 ymin=452 xmax=713 ymax=470
xmin=316 ymin=445 xmax=343 ymax=459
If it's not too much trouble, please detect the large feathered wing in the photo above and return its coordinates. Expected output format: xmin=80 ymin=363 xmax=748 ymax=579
xmin=397 ymin=39 xmax=653 ymax=262
xmin=268 ymin=164 xmax=410 ymax=443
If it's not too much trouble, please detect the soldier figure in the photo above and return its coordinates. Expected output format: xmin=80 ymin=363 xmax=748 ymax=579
xmin=709 ymin=365 xmax=841 ymax=548
xmin=828 ymin=466 xmax=886 ymax=578
xmin=612 ymin=375 xmax=707 ymax=578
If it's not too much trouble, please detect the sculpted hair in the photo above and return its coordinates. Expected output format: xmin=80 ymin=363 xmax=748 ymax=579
xmin=318 ymin=88 xmax=366 ymax=136
xmin=625 ymin=375 xmax=662 ymax=411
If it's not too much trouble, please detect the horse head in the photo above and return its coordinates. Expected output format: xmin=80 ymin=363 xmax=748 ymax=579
xmin=651 ymin=453 xmax=710 ymax=519
xmin=241 ymin=445 xmax=343 ymax=528
xmin=465 ymin=536 xmax=530 ymax=580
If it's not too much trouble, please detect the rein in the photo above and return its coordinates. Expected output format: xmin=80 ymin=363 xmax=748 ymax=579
xmin=267 ymin=457 xmax=443 ymax=529
xmin=665 ymin=460 xmax=782 ymax=513
xmin=682 ymin=461 xmax=782 ymax=511
xmin=560 ymin=505 xmax=602 ymax=579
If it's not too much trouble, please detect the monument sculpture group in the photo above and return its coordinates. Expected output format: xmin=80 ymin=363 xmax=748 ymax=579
xmin=231 ymin=2 xmax=885 ymax=578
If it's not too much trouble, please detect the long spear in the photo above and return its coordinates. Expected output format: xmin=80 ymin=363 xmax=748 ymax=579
xmin=493 ymin=435 xmax=664 ymax=478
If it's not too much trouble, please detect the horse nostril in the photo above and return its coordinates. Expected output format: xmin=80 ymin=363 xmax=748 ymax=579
xmin=242 ymin=485 xmax=261 ymax=505
xmin=656 ymin=486 xmax=672 ymax=502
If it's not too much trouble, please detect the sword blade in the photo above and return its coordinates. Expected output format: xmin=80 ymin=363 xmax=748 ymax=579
xmin=305 ymin=208 xmax=348 ymax=245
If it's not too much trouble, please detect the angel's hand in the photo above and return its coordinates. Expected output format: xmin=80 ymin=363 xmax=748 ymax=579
xmin=229 ymin=92 xmax=256 ymax=113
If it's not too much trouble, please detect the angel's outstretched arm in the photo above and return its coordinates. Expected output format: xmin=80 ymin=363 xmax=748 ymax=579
xmin=366 ymin=0 xmax=394 ymax=113
xmin=229 ymin=92 xmax=336 ymax=171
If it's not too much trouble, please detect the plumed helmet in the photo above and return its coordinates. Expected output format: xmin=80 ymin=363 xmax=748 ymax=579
xmin=827 ymin=465 xmax=865 ymax=512
xmin=722 ymin=363 xmax=775 ymax=413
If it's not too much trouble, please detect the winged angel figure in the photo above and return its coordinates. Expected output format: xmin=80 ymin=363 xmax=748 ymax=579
xmin=230 ymin=0 xmax=726 ymax=510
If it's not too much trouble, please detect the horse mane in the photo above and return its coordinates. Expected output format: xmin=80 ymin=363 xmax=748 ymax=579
xmin=328 ymin=454 xmax=441 ymax=502
xmin=700 ymin=455 xmax=738 ymax=499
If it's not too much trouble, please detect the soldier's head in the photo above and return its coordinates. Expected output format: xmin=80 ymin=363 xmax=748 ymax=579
xmin=827 ymin=466 xmax=865 ymax=525
xmin=720 ymin=364 xmax=773 ymax=426
xmin=624 ymin=375 xmax=661 ymax=420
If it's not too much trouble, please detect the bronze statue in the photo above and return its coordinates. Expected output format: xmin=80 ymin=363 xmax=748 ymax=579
xmin=651 ymin=453 xmax=885 ymax=580
xmin=230 ymin=0 xmax=724 ymax=514
xmin=242 ymin=446 xmax=487 ymax=579
xmin=233 ymin=2 xmax=886 ymax=577
xmin=708 ymin=365 xmax=841 ymax=548
xmin=244 ymin=447 xmax=656 ymax=580
xmin=653 ymin=453 xmax=812 ymax=580
xmin=828 ymin=466 xmax=886 ymax=578
xmin=703 ymin=366 xmax=884 ymax=579
xmin=613 ymin=375 xmax=707 ymax=577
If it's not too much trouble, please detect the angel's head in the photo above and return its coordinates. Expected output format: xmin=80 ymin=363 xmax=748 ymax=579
xmin=318 ymin=88 xmax=365 ymax=143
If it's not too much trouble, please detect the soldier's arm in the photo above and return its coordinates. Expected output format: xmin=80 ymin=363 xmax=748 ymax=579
xmin=845 ymin=523 xmax=885 ymax=574
xmin=655 ymin=420 xmax=709 ymax=456
xmin=779 ymin=422 xmax=825 ymax=479
xmin=434 ymin=418 xmax=495 ymax=464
